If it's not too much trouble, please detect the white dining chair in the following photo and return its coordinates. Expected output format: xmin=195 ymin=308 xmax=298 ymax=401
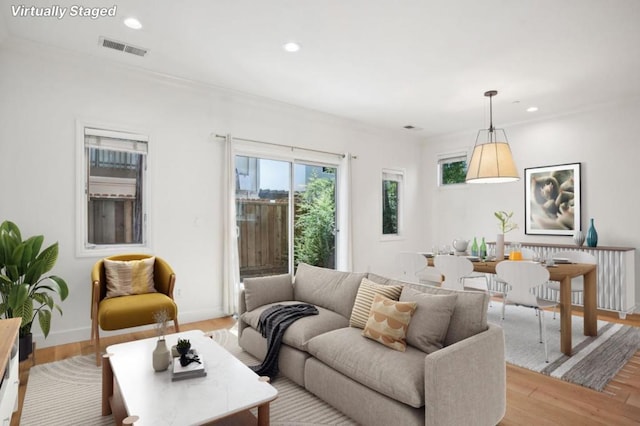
xmin=433 ymin=255 xmax=489 ymax=292
xmin=398 ymin=252 xmax=437 ymax=285
xmin=544 ymin=250 xmax=597 ymax=319
xmin=496 ymin=260 xmax=557 ymax=362
xmin=494 ymin=247 xmax=536 ymax=319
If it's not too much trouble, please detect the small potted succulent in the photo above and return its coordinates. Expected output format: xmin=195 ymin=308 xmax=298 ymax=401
xmin=176 ymin=338 xmax=191 ymax=356
xmin=176 ymin=338 xmax=201 ymax=367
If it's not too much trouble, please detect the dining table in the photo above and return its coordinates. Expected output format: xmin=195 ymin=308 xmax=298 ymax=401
xmin=427 ymin=257 xmax=597 ymax=356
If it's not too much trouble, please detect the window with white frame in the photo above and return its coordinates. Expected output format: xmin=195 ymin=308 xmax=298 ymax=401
xmin=80 ymin=127 xmax=148 ymax=253
xmin=438 ymin=153 xmax=468 ymax=186
xmin=382 ymin=169 xmax=403 ymax=236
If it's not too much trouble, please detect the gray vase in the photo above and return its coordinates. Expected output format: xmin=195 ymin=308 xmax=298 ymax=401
xmin=152 ymin=338 xmax=171 ymax=372
xmin=573 ymin=230 xmax=585 ymax=247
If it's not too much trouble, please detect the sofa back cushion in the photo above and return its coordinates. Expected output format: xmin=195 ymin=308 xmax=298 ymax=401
xmin=399 ymin=287 xmax=458 ymax=353
xmin=294 ymin=263 xmax=367 ymax=319
xmin=367 ymin=273 xmax=489 ymax=346
xmin=243 ymin=273 xmax=293 ymax=311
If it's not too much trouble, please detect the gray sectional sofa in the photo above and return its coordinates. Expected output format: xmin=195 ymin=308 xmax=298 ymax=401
xmin=238 ymin=263 xmax=506 ymax=426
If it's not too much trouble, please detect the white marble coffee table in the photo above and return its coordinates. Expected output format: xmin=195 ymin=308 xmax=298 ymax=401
xmin=102 ymin=329 xmax=277 ymax=425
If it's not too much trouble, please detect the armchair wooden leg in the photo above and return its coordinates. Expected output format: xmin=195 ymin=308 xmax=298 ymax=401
xmin=95 ymin=330 xmax=101 ymax=366
xmin=173 ymin=318 xmax=180 ymax=333
xmin=91 ymin=315 xmax=102 ymax=366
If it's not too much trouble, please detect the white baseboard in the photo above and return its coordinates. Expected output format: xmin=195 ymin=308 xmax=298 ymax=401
xmin=32 ymin=307 xmax=230 ymax=349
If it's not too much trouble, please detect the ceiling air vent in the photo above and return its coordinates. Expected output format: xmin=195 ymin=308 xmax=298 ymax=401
xmin=403 ymin=125 xmax=423 ymax=131
xmin=99 ymin=37 xmax=149 ymax=57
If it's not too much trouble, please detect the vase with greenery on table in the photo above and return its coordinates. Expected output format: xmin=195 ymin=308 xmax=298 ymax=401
xmin=152 ymin=309 xmax=171 ymax=371
xmin=494 ymin=211 xmax=518 ymax=260
xmin=0 ymin=220 xmax=69 ymax=361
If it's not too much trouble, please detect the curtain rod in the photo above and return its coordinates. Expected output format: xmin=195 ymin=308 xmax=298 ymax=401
xmin=214 ymin=133 xmax=351 ymax=159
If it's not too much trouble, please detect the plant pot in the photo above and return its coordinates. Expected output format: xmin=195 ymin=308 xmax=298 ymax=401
xmin=495 ymin=234 xmax=505 ymax=260
xmin=177 ymin=346 xmax=191 ymax=357
xmin=19 ymin=333 xmax=33 ymax=362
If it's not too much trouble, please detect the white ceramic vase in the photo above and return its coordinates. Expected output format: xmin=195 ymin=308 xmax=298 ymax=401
xmin=573 ymin=230 xmax=585 ymax=247
xmin=495 ymin=234 xmax=505 ymax=260
xmin=152 ymin=338 xmax=171 ymax=372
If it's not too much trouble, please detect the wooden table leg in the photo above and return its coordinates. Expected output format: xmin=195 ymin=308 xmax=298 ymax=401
xmin=583 ymin=266 xmax=598 ymax=336
xmin=560 ymin=276 xmax=573 ymax=356
xmin=257 ymin=402 xmax=270 ymax=426
xmin=102 ymin=354 xmax=113 ymax=416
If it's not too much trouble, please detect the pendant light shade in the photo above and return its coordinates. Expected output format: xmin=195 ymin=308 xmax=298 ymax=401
xmin=466 ymin=90 xmax=519 ymax=184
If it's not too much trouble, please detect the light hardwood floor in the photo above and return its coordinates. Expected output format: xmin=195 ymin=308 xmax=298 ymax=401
xmin=11 ymin=311 xmax=640 ymax=425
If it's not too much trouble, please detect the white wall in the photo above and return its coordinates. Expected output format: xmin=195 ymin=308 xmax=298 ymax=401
xmin=421 ymin=99 xmax=640 ymax=308
xmin=0 ymin=38 xmax=426 ymax=347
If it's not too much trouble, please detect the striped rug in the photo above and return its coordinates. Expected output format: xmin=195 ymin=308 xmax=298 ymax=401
xmin=20 ymin=330 xmax=356 ymax=426
xmin=487 ymin=301 xmax=640 ymax=391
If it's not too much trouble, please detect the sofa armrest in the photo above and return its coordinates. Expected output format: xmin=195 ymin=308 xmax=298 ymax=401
xmin=237 ymin=287 xmax=248 ymax=336
xmin=424 ymin=323 xmax=506 ymax=426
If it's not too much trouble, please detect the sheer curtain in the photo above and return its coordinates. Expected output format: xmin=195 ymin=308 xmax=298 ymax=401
xmin=223 ymin=134 xmax=240 ymax=315
xmin=336 ymin=153 xmax=353 ymax=271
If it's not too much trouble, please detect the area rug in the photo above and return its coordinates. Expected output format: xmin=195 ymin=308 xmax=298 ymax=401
xmin=487 ymin=301 xmax=640 ymax=391
xmin=21 ymin=314 xmax=640 ymax=425
xmin=20 ymin=330 xmax=356 ymax=426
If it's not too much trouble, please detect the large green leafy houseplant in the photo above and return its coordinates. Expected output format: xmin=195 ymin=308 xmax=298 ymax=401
xmin=0 ymin=220 xmax=69 ymax=338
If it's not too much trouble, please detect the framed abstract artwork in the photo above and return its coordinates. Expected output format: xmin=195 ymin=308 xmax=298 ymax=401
xmin=524 ymin=163 xmax=581 ymax=236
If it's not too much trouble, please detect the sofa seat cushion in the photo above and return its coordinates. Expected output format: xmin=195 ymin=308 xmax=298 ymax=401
xmin=241 ymin=301 xmax=349 ymax=351
xmin=98 ymin=293 xmax=177 ymax=330
xmin=307 ymin=327 xmax=426 ymax=408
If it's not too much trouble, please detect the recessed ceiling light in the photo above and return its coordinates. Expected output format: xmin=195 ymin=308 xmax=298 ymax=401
xmin=124 ymin=17 xmax=142 ymax=30
xmin=526 ymin=106 xmax=539 ymax=112
xmin=282 ymin=42 xmax=301 ymax=52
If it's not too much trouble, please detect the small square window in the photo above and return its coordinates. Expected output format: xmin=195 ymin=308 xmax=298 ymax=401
xmin=438 ymin=155 xmax=468 ymax=186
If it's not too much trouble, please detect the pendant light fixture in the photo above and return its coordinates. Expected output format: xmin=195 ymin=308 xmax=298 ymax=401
xmin=465 ymin=90 xmax=519 ymax=183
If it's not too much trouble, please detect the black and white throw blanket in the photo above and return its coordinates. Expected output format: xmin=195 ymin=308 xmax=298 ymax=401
xmin=250 ymin=303 xmax=319 ymax=380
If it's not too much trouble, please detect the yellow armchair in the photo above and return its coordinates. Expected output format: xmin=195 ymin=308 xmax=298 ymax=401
xmin=90 ymin=254 xmax=180 ymax=365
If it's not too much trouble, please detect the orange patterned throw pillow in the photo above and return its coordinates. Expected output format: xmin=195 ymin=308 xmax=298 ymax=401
xmin=362 ymin=294 xmax=417 ymax=352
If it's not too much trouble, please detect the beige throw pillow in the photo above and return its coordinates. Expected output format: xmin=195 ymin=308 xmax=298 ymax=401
xmin=362 ymin=294 xmax=417 ymax=352
xmin=400 ymin=287 xmax=458 ymax=353
xmin=104 ymin=257 xmax=156 ymax=298
xmin=349 ymin=278 xmax=403 ymax=329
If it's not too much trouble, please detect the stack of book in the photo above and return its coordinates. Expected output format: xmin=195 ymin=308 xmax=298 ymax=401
xmin=171 ymin=351 xmax=207 ymax=381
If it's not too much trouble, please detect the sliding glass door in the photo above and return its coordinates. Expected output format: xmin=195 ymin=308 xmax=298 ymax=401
xmin=294 ymin=163 xmax=337 ymax=270
xmin=235 ymin=155 xmax=337 ymax=280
